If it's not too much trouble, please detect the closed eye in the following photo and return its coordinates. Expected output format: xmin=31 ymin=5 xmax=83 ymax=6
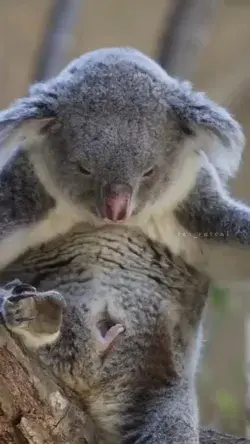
xmin=78 ymin=163 xmax=92 ymax=175
xmin=143 ymin=167 xmax=155 ymax=178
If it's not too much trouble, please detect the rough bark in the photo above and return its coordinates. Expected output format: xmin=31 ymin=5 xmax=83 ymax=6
xmin=0 ymin=326 xmax=89 ymax=444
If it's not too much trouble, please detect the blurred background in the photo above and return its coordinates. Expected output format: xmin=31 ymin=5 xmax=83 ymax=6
xmin=1 ymin=0 xmax=250 ymax=437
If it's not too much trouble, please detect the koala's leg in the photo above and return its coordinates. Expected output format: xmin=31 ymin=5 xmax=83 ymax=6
xmin=0 ymin=280 xmax=66 ymax=349
xmin=124 ymin=381 xmax=199 ymax=444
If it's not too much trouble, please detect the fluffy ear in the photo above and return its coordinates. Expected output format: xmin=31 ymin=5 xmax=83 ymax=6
xmin=166 ymin=80 xmax=245 ymax=179
xmin=0 ymin=97 xmax=55 ymax=171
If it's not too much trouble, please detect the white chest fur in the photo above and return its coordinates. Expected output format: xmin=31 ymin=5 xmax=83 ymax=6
xmin=138 ymin=211 xmax=204 ymax=267
xmin=0 ymin=202 xmax=82 ymax=271
xmin=0 ymin=202 xmax=203 ymax=273
xmin=0 ymin=148 xmax=204 ymax=271
xmin=131 ymin=150 xmax=205 ymax=267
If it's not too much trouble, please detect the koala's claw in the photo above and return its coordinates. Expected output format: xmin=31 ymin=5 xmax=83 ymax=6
xmin=8 ymin=292 xmax=36 ymax=303
xmin=0 ymin=280 xmax=66 ymax=331
xmin=1 ymin=289 xmax=37 ymax=327
xmin=7 ymin=282 xmax=37 ymax=295
xmin=1 ymin=280 xmax=38 ymax=323
xmin=3 ymin=278 xmax=23 ymax=291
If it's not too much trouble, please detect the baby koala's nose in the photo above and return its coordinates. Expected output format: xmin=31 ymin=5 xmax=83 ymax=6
xmin=102 ymin=183 xmax=132 ymax=222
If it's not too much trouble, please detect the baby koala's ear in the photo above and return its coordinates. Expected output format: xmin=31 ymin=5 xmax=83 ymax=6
xmin=0 ymin=97 xmax=56 ymax=171
xmin=165 ymin=79 xmax=245 ymax=180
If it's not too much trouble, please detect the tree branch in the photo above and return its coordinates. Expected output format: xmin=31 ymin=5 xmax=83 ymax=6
xmin=32 ymin=0 xmax=82 ymax=82
xmin=156 ymin=0 xmax=219 ymax=79
xmin=0 ymin=326 xmax=90 ymax=443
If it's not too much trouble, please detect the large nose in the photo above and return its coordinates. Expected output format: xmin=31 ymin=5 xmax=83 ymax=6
xmin=102 ymin=183 xmax=132 ymax=222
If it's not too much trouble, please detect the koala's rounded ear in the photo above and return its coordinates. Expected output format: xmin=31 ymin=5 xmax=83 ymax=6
xmin=0 ymin=98 xmax=56 ymax=170
xmin=166 ymin=80 xmax=245 ymax=179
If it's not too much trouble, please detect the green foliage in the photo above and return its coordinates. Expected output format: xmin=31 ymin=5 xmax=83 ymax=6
xmin=215 ymin=390 xmax=240 ymax=420
xmin=211 ymin=285 xmax=229 ymax=313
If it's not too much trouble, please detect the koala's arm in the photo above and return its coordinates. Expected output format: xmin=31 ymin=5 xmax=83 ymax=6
xmin=0 ymin=156 xmax=56 ymax=271
xmin=0 ymin=86 xmax=59 ymax=271
xmin=176 ymin=160 xmax=250 ymax=284
xmin=124 ymin=381 xmax=198 ymax=444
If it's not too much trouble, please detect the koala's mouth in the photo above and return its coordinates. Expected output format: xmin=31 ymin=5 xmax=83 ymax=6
xmin=103 ymin=196 xmax=130 ymax=222
xmin=101 ymin=183 xmax=133 ymax=223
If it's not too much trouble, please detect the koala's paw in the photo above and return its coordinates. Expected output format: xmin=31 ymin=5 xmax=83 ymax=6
xmin=0 ymin=280 xmax=66 ymax=348
xmin=0 ymin=280 xmax=37 ymax=326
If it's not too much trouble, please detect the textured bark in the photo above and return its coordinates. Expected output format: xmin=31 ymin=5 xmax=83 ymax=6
xmin=0 ymin=326 xmax=89 ymax=444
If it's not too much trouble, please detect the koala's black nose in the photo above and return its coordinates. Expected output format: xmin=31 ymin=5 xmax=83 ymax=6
xmin=102 ymin=183 xmax=132 ymax=222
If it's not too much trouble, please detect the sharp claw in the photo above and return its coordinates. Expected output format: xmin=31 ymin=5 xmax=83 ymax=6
xmin=12 ymin=284 xmax=36 ymax=295
xmin=9 ymin=292 xmax=35 ymax=302
xmin=14 ymin=316 xmax=36 ymax=323
xmin=4 ymin=279 xmax=22 ymax=290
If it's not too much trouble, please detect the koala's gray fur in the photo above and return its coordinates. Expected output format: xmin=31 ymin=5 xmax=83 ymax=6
xmin=0 ymin=45 xmax=249 ymax=442
xmin=0 ymin=224 xmax=209 ymax=444
xmin=0 ymin=46 xmax=249 ymax=286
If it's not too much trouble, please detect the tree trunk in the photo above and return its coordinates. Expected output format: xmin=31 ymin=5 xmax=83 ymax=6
xmin=156 ymin=0 xmax=219 ymax=79
xmin=0 ymin=324 xmax=249 ymax=444
xmin=0 ymin=326 xmax=89 ymax=444
xmin=32 ymin=0 xmax=82 ymax=82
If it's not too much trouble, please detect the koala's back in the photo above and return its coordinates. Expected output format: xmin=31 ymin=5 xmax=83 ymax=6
xmin=0 ymin=224 xmax=209 ymax=441
xmin=1 ymin=223 xmax=208 ymax=365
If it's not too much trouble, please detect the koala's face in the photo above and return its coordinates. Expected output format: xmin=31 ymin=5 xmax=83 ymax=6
xmin=1 ymin=47 xmax=242 ymax=223
xmin=45 ymin=109 xmax=185 ymax=223
xmin=31 ymin=49 xmax=191 ymax=223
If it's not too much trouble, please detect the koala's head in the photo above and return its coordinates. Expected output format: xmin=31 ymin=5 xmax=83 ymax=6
xmin=0 ymin=47 xmax=244 ymax=223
